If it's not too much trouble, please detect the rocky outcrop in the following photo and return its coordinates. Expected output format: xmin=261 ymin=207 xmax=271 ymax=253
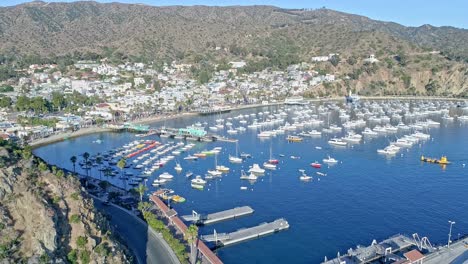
xmin=0 ymin=142 xmax=131 ymax=263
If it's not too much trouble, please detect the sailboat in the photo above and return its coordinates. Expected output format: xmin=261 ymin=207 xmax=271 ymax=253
xmin=215 ymin=153 xmax=230 ymax=173
xmin=208 ymin=154 xmax=223 ymax=176
xmin=229 ymin=141 xmax=243 ymax=164
xmin=268 ymin=142 xmax=279 ymax=164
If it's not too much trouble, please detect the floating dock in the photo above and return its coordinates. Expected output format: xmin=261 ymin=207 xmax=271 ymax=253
xmin=181 ymin=206 xmax=254 ymax=225
xmin=201 ymin=218 xmax=289 ymax=247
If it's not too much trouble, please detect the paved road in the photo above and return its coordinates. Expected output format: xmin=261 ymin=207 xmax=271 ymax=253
xmin=94 ymin=200 xmax=180 ymax=264
xmin=424 ymin=238 xmax=468 ymax=264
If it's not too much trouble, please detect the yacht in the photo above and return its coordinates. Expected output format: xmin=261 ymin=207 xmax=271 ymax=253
xmin=191 ymin=175 xmax=207 ymax=185
xmin=207 ymin=169 xmax=222 ymax=176
xmin=216 ymin=165 xmax=230 ymax=173
xmin=159 ymin=172 xmax=174 ymax=179
xmin=328 ymin=138 xmax=347 ymax=146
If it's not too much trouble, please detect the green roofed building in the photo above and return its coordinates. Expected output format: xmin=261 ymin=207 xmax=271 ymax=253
xmin=178 ymin=127 xmax=207 ymax=137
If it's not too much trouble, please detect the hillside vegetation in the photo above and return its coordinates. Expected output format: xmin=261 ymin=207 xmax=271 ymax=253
xmin=0 ymin=140 xmax=131 ymax=263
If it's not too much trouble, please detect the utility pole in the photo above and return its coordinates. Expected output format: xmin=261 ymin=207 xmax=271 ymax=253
xmin=448 ymin=220 xmax=456 ymax=248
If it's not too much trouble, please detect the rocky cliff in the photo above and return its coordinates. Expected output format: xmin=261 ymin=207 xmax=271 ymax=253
xmin=0 ymin=142 xmax=131 ymax=263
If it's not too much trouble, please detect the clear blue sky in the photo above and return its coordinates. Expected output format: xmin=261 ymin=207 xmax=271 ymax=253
xmin=2 ymin=0 xmax=467 ymax=29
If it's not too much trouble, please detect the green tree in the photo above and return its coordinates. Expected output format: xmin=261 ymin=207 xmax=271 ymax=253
xmin=138 ymin=201 xmax=152 ymax=213
xmin=329 ymin=55 xmax=341 ymax=67
xmin=70 ymin=155 xmax=77 ymax=173
xmin=96 ymin=156 xmax=103 ymax=181
xmin=82 ymin=152 xmax=90 ymax=177
xmin=185 ymin=224 xmax=199 ymax=264
xmin=117 ymin=158 xmax=127 ymax=189
xmin=76 ymin=236 xmax=87 ymax=248
xmin=135 ymin=183 xmax=147 ymax=202
xmin=0 ymin=96 xmax=12 ymax=108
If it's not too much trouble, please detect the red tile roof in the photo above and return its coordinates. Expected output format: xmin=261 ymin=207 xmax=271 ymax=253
xmin=404 ymin=249 xmax=425 ymax=262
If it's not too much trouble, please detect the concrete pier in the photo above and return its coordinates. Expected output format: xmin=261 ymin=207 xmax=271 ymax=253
xmin=182 ymin=206 xmax=254 ymax=225
xmin=201 ymin=218 xmax=289 ymax=247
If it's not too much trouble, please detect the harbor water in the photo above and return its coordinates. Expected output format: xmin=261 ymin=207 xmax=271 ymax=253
xmin=34 ymin=104 xmax=468 ymax=264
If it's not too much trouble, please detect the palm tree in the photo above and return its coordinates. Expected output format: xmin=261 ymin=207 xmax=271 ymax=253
xmin=82 ymin=152 xmax=90 ymax=177
xmin=135 ymin=183 xmax=147 ymax=202
xmin=96 ymin=156 xmax=103 ymax=181
xmin=70 ymin=156 xmax=77 ymax=173
xmin=117 ymin=158 xmax=127 ymax=190
xmin=185 ymin=224 xmax=199 ymax=264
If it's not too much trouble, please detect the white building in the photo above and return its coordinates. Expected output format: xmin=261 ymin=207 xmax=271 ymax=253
xmin=364 ymin=54 xmax=379 ymax=63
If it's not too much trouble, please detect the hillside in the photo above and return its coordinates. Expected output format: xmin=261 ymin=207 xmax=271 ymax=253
xmin=0 ymin=1 xmax=466 ymax=96
xmin=0 ymin=1 xmax=467 ymax=61
xmin=0 ymin=140 xmax=131 ymax=263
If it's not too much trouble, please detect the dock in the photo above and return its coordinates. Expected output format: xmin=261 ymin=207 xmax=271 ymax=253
xmin=201 ymin=218 xmax=289 ymax=247
xmin=181 ymin=206 xmax=254 ymax=225
xmin=322 ymin=234 xmax=417 ymax=264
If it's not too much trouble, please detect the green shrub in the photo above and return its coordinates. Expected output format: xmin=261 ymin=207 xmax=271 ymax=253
xmin=67 ymin=249 xmax=78 ymax=264
xmin=95 ymin=242 xmax=110 ymax=257
xmin=76 ymin=236 xmax=87 ymax=248
xmin=69 ymin=214 xmax=80 ymax=224
xmin=79 ymin=250 xmax=90 ymax=264
xmin=70 ymin=192 xmax=80 ymax=200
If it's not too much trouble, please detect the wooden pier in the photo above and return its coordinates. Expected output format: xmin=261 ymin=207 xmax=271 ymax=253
xmin=201 ymin=218 xmax=289 ymax=247
xmin=181 ymin=206 xmax=254 ymax=225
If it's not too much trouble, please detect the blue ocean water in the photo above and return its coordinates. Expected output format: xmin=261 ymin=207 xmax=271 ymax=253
xmin=34 ymin=105 xmax=468 ymax=264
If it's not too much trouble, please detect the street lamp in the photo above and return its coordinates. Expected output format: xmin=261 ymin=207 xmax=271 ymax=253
xmin=448 ymin=220 xmax=456 ymax=248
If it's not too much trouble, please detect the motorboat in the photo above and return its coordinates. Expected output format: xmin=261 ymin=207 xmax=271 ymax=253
xmin=323 ymin=156 xmax=338 ymax=164
xmin=311 ymin=162 xmax=322 ymax=169
xmin=286 ymin=135 xmax=303 ymax=142
xmin=152 ymin=179 xmax=167 ymax=186
xmin=191 ymin=175 xmax=207 ymax=185
xmin=174 ymin=163 xmax=182 ymax=173
xmin=207 ymin=169 xmax=222 ymax=176
xmin=299 ymin=170 xmax=312 ymax=181
xmin=185 ymin=171 xmax=194 ymax=178
xmin=184 ymin=155 xmax=198 ymax=160
xmin=328 ymin=138 xmax=347 ymax=146
xmin=159 ymin=172 xmax=174 ymax=179
xmin=191 ymin=183 xmax=204 ymax=190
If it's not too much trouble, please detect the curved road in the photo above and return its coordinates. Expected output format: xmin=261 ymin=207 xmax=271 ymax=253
xmin=94 ymin=200 xmax=180 ymax=264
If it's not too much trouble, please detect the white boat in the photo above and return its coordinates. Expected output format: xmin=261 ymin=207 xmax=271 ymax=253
xmin=240 ymin=186 xmax=248 ymax=190
xmin=362 ymin=127 xmax=378 ymax=136
xmin=299 ymin=170 xmax=312 ymax=181
xmin=159 ymin=172 xmax=174 ymax=179
xmin=323 ymin=156 xmax=338 ymax=164
xmin=207 ymin=170 xmax=222 ymax=176
xmin=184 ymin=155 xmax=198 ymax=160
xmin=191 ymin=175 xmax=207 ymax=185
xmin=257 ymin=131 xmax=273 ymax=138
xmin=328 ymin=138 xmax=347 ymax=146
xmin=185 ymin=171 xmax=194 ymax=178
xmin=240 ymin=170 xmax=258 ymax=181
xmin=263 ymin=162 xmax=276 ymax=170
xmin=229 ymin=155 xmax=243 ymax=164
xmin=152 ymin=179 xmax=167 ymax=186
xmin=174 ymin=163 xmax=182 ymax=172
xmin=248 ymin=164 xmax=265 ymax=174
xmin=216 ymin=165 xmax=230 ymax=172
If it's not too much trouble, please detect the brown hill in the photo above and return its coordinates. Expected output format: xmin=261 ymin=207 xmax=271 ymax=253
xmin=0 ymin=1 xmax=467 ymax=61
